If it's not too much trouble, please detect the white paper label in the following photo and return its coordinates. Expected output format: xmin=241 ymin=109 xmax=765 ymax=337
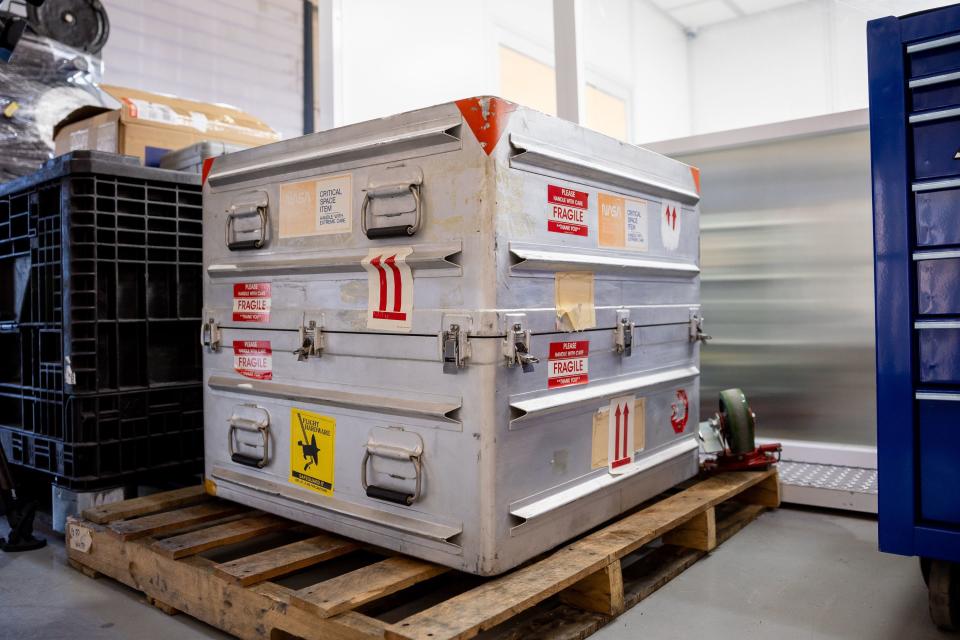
xmin=279 ymin=175 xmax=353 ymax=237
xmin=68 ymin=523 xmax=93 ymax=553
xmin=660 ymin=200 xmax=682 ymax=251
xmin=608 ymin=395 xmax=636 ymax=474
xmin=362 ymin=247 xmax=414 ymax=332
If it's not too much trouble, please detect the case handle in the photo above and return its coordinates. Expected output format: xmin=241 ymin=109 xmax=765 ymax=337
xmin=225 ymin=200 xmax=268 ymax=251
xmin=361 ymin=183 xmax=422 ymax=239
xmin=228 ymin=414 xmax=270 ymax=468
xmin=360 ymin=448 xmax=422 ymax=506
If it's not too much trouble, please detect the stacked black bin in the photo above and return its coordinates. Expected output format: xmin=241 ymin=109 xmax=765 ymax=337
xmin=0 ymin=152 xmax=203 ymax=489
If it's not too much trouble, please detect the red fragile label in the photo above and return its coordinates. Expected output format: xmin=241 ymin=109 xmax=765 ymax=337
xmin=233 ymin=283 xmax=271 ymax=322
xmin=548 ymin=185 xmax=589 ymax=209
xmin=548 ymin=341 xmax=589 ymax=389
xmin=233 ymin=340 xmax=272 ymax=380
xmin=547 ymin=184 xmax=589 ymax=237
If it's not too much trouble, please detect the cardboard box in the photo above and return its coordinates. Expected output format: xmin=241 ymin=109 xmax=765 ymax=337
xmin=53 ymin=85 xmax=279 ymax=166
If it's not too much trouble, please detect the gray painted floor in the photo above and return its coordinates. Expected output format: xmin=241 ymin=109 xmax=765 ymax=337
xmin=0 ymin=507 xmax=945 ymax=640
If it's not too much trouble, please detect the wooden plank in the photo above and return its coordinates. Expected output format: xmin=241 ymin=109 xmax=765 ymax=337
xmin=66 ymin=516 xmax=386 ymax=640
xmin=151 ymin=514 xmax=290 ymax=559
xmin=214 ymin=534 xmax=358 ymax=586
xmin=558 ymin=560 xmax=624 ymax=616
xmin=291 ymin=556 xmax=448 ymax=618
xmin=384 ymin=469 xmax=774 ymax=640
xmin=662 ymin=507 xmax=717 ymax=551
xmin=147 ymin=596 xmax=179 ymax=615
xmin=82 ymin=486 xmax=208 ymax=524
xmin=108 ymin=502 xmax=248 ymax=541
xmin=736 ymin=472 xmax=781 ymax=508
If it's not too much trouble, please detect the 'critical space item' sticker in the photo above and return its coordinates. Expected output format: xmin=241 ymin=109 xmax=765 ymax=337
xmin=289 ymin=408 xmax=335 ymax=496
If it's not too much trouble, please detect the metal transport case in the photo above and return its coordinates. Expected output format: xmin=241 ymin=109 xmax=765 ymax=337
xmin=202 ymin=97 xmax=703 ymax=575
xmin=160 ymin=141 xmax=248 ymax=174
xmin=0 ymin=151 xmax=204 ymax=489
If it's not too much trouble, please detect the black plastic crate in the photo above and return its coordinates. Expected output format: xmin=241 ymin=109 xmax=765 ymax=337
xmin=0 ymin=152 xmax=203 ymax=488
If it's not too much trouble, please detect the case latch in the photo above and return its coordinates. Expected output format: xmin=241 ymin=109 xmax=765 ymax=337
xmin=503 ymin=314 xmax=538 ymax=372
xmin=614 ymin=309 xmax=634 ymax=356
xmin=441 ymin=323 xmax=468 ymax=373
xmin=294 ymin=314 xmax=324 ymax=361
xmin=201 ymin=317 xmax=221 ymax=353
xmin=689 ymin=311 xmax=712 ymax=343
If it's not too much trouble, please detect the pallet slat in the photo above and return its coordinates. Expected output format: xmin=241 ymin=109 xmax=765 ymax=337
xmin=383 ymin=469 xmax=774 ymax=640
xmin=82 ymin=486 xmax=209 ymax=524
xmin=66 ymin=469 xmax=778 ymax=640
xmin=108 ymin=502 xmax=249 ymax=541
xmin=152 ymin=514 xmax=291 ymax=559
xmin=215 ymin=534 xmax=358 ymax=586
xmin=291 ymin=556 xmax=449 ymax=618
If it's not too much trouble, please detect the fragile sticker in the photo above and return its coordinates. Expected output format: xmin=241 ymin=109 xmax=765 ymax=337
xmin=279 ymin=174 xmax=353 ymax=238
xmin=362 ymin=247 xmax=413 ymax=332
xmin=608 ymin=395 xmax=637 ymax=473
xmin=233 ymin=340 xmax=272 ymax=380
xmin=546 ymin=184 xmax=589 ymax=236
xmin=591 ymin=399 xmax=646 ymax=469
xmin=289 ymin=408 xmax=335 ymax=496
xmin=548 ymin=341 xmax=589 ymax=389
xmin=660 ymin=200 xmax=682 ymax=251
xmin=232 ymin=283 xmax=271 ymax=322
xmin=598 ymin=193 xmax=649 ymax=251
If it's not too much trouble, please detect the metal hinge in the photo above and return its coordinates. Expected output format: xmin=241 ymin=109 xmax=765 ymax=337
xmin=294 ymin=314 xmax=324 ymax=361
xmin=202 ymin=318 xmax=222 ymax=353
xmin=503 ymin=313 xmax=539 ymax=372
xmin=441 ymin=323 xmax=471 ymax=373
xmin=689 ymin=311 xmax=711 ymax=343
xmin=614 ymin=309 xmax=634 ymax=356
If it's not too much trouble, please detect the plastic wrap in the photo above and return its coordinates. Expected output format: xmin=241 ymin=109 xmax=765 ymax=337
xmin=0 ymin=32 xmax=115 ymax=182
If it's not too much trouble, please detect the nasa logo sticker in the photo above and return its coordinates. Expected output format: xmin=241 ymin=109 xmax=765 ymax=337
xmin=660 ymin=200 xmax=682 ymax=251
xmin=289 ymin=408 xmax=335 ymax=496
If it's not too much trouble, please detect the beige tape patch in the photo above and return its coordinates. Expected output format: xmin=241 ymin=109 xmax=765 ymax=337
xmin=590 ymin=399 xmax=646 ymax=469
xmin=555 ymin=271 xmax=596 ymax=331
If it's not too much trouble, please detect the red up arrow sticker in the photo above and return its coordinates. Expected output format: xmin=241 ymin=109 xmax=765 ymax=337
xmin=608 ymin=395 xmax=636 ymax=473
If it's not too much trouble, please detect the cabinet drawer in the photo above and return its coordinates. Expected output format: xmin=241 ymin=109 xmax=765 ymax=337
xmin=910 ymin=35 xmax=960 ymax=78
xmin=916 ymin=186 xmax=960 ymax=246
xmin=918 ymin=324 xmax=960 ymax=383
xmin=917 ymin=257 xmax=960 ymax=314
xmin=919 ymin=396 xmax=960 ymax=525
xmin=913 ymin=114 xmax=960 ymax=180
xmin=911 ymin=74 xmax=960 ymax=112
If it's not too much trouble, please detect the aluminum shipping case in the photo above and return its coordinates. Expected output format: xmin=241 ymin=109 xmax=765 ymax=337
xmin=202 ymin=97 xmax=703 ymax=575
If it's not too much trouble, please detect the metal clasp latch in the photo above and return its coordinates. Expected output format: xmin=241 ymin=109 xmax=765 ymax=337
xmin=201 ymin=318 xmax=221 ymax=353
xmin=689 ymin=311 xmax=712 ymax=343
xmin=441 ymin=323 xmax=470 ymax=374
xmin=294 ymin=314 xmax=323 ymax=361
xmin=614 ymin=309 xmax=634 ymax=356
xmin=503 ymin=314 xmax=538 ymax=372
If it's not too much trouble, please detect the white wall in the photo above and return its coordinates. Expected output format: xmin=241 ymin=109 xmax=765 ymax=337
xmin=100 ymin=0 xmax=304 ymax=139
xmin=684 ymin=0 xmax=958 ymax=136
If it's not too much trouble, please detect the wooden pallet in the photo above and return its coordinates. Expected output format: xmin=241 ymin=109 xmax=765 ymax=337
xmin=66 ymin=469 xmax=779 ymax=640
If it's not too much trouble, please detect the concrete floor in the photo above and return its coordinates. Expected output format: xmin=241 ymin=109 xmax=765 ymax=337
xmin=0 ymin=507 xmax=946 ymax=640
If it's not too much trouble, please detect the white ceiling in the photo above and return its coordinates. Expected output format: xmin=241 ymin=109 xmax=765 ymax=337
xmin=647 ymin=0 xmax=808 ymax=31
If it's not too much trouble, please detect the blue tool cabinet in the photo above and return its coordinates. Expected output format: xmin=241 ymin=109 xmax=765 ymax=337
xmin=869 ymin=4 xmax=960 ymax=628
